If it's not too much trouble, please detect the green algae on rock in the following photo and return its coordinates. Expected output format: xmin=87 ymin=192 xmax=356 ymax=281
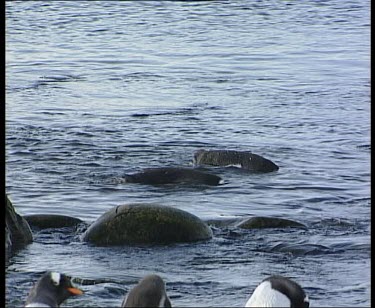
xmin=81 ymin=203 xmax=213 ymax=246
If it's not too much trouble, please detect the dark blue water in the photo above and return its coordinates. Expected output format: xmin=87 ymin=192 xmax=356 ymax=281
xmin=6 ymin=1 xmax=370 ymax=307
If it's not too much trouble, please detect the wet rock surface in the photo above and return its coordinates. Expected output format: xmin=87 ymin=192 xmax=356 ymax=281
xmin=236 ymin=216 xmax=307 ymax=229
xmin=81 ymin=203 xmax=213 ymax=246
xmin=6 ymin=196 xmax=33 ymax=261
xmin=24 ymin=214 xmax=83 ymax=229
xmin=122 ymin=167 xmax=223 ymax=186
xmin=193 ymin=149 xmax=279 ymax=173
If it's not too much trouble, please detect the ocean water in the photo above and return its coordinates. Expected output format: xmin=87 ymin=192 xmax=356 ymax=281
xmin=6 ymin=1 xmax=370 ymax=307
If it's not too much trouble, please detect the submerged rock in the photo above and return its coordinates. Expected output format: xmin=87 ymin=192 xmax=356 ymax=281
xmin=193 ymin=149 xmax=279 ymax=173
xmin=356 ymin=144 xmax=371 ymax=151
xmin=268 ymin=242 xmax=330 ymax=255
xmin=24 ymin=214 xmax=83 ymax=229
xmin=236 ymin=216 xmax=307 ymax=229
xmin=6 ymin=195 xmax=33 ymax=261
xmin=81 ymin=203 xmax=213 ymax=246
xmin=122 ymin=167 xmax=222 ymax=186
xmin=205 ymin=216 xmax=306 ymax=230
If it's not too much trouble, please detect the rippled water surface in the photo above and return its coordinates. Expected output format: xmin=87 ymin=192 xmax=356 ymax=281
xmin=6 ymin=1 xmax=370 ymax=307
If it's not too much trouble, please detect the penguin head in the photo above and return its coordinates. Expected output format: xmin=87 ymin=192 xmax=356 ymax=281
xmin=122 ymin=274 xmax=171 ymax=307
xmin=25 ymin=271 xmax=83 ymax=307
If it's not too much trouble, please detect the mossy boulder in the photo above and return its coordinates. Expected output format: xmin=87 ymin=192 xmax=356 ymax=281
xmin=123 ymin=167 xmax=222 ymax=186
xmin=6 ymin=195 xmax=33 ymax=261
xmin=81 ymin=203 xmax=213 ymax=246
xmin=193 ymin=149 xmax=279 ymax=173
xmin=236 ymin=216 xmax=307 ymax=229
xmin=24 ymin=214 xmax=83 ymax=229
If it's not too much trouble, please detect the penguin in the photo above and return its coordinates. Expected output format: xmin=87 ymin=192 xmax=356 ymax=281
xmin=245 ymin=275 xmax=309 ymax=307
xmin=122 ymin=274 xmax=171 ymax=307
xmin=25 ymin=271 xmax=83 ymax=307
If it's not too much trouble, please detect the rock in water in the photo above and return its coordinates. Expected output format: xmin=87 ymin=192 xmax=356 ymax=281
xmin=6 ymin=195 xmax=33 ymax=261
xmin=123 ymin=167 xmax=222 ymax=186
xmin=24 ymin=214 xmax=83 ymax=229
xmin=81 ymin=203 xmax=213 ymax=246
xmin=237 ymin=216 xmax=307 ymax=229
xmin=193 ymin=149 xmax=279 ymax=172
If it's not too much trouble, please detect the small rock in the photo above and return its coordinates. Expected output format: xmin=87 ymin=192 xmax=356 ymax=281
xmin=236 ymin=216 xmax=307 ymax=229
xmin=193 ymin=149 xmax=279 ymax=172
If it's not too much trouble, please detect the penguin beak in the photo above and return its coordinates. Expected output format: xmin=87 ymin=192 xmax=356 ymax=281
xmin=67 ymin=287 xmax=83 ymax=296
